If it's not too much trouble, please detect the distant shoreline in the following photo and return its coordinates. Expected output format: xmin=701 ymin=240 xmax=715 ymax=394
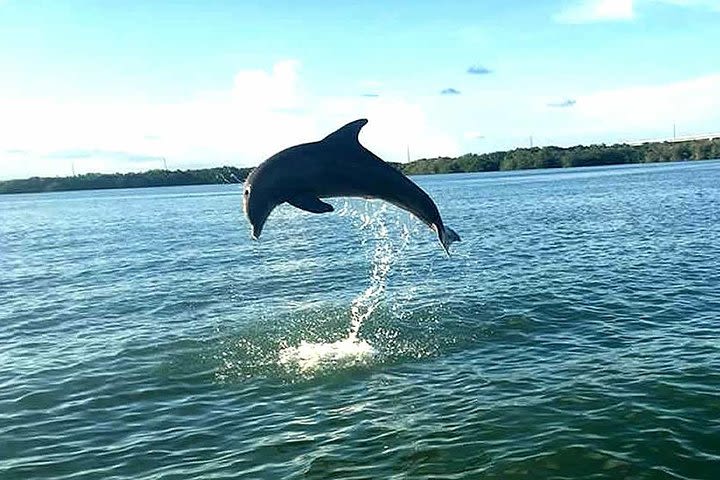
xmin=2 ymin=137 xmax=719 ymax=195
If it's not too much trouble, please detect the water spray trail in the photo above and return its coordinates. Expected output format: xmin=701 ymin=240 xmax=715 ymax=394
xmin=348 ymin=221 xmax=392 ymax=340
xmin=275 ymin=202 xmax=413 ymax=377
xmin=344 ymin=202 xmax=413 ymax=341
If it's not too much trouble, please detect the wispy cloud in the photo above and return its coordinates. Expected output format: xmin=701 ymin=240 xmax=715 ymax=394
xmin=554 ymin=0 xmax=634 ymax=23
xmin=467 ymin=65 xmax=492 ymax=75
xmin=361 ymin=93 xmax=380 ymax=98
xmin=441 ymin=88 xmax=461 ymax=95
xmin=464 ymin=132 xmax=486 ymax=140
xmin=547 ymin=98 xmax=577 ymax=108
xmin=46 ymin=149 xmax=163 ymax=163
xmin=553 ymin=0 xmax=720 ymax=23
xmin=651 ymin=0 xmax=720 ymax=12
xmin=575 ymin=73 xmax=720 ymax=130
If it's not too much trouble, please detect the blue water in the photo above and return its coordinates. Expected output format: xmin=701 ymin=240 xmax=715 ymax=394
xmin=1 ymin=161 xmax=719 ymax=479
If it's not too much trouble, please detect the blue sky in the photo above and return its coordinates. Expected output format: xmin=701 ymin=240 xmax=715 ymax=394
xmin=1 ymin=0 xmax=720 ymax=179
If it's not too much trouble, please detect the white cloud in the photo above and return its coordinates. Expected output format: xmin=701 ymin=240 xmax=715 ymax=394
xmin=4 ymin=58 xmax=720 ymax=181
xmin=0 ymin=60 xmax=460 ymax=179
xmin=649 ymin=0 xmax=720 ymax=10
xmin=554 ymin=0 xmax=720 ymax=23
xmin=554 ymin=0 xmax=634 ymax=23
xmin=463 ymin=132 xmax=486 ymax=140
xmin=445 ymin=73 xmax=720 ymax=151
xmin=230 ymin=59 xmax=302 ymax=112
xmin=571 ymin=73 xmax=720 ymax=138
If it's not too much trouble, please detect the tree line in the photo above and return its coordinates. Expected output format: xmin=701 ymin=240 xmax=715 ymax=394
xmin=1 ymin=138 xmax=719 ymax=194
xmin=401 ymin=137 xmax=720 ymax=175
xmin=0 ymin=166 xmax=252 ymax=194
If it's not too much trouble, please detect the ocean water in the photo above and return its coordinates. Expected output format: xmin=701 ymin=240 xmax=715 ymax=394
xmin=1 ymin=160 xmax=719 ymax=479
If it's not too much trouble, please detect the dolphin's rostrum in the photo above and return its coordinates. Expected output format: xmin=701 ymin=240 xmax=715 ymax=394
xmin=243 ymin=119 xmax=461 ymax=254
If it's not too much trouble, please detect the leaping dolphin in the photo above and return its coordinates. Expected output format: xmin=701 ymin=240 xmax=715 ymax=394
xmin=243 ymin=119 xmax=461 ymax=254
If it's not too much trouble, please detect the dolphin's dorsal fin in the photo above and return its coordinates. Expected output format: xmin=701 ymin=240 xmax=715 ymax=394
xmin=321 ymin=119 xmax=368 ymax=146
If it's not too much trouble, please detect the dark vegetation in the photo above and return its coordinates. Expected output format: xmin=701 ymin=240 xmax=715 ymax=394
xmin=1 ymin=138 xmax=719 ymax=194
xmin=401 ymin=137 xmax=720 ymax=175
xmin=0 ymin=166 xmax=252 ymax=194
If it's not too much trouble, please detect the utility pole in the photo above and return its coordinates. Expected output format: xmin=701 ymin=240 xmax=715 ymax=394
xmin=71 ymin=162 xmax=76 ymax=177
xmin=163 ymin=157 xmax=168 ymax=170
xmin=529 ymin=135 xmax=534 ymax=148
xmin=406 ymin=145 xmax=410 ymax=162
xmin=673 ymin=122 xmax=676 ymax=141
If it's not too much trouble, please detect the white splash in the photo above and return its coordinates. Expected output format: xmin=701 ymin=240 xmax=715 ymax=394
xmin=278 ymin=337 xmax=375 ymax=375
xmin=278 ymin=201 xmax=408 ymax=376
xmin=349 ymin=220 xmax=392 ymax=340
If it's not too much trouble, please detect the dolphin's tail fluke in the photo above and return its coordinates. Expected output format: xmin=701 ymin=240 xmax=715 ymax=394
xmin=437 ymin=224 xmax=461 ymax=255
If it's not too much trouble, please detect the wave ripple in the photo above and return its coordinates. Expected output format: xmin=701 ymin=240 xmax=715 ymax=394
xmin=2 ymin=163 xmax=720 ymax=479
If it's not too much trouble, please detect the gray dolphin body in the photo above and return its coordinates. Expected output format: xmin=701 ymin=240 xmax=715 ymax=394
xmin=243 ymin=119 xmax=460 ymax=254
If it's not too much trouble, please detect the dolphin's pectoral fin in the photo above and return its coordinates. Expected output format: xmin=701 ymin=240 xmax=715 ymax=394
xmin=287 ymin=194 xmax=334 ymax=214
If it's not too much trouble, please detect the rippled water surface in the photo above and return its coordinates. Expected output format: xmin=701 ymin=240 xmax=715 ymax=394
xmin=2 ymin=161 xmax=720 ymax=479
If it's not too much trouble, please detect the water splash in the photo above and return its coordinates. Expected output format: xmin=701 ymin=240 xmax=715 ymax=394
xmin=277 ymin=337 xmax=375 ymax=375
xmin=277 ymin=202 xmax=408 ymax=376
xmin=349 ymin=217 xmax=392 ymax=340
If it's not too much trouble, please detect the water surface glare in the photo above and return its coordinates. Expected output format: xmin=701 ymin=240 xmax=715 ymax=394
xmin=2 ymin=161 xmax=720 ymax=479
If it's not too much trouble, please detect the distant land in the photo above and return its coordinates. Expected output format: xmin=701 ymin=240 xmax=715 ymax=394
xmin=2 ymin=137 xmax=719 ymax=195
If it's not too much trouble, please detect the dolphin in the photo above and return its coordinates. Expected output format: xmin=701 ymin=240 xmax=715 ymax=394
xmin=243 ymin=119 xmax=461 ymax=254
